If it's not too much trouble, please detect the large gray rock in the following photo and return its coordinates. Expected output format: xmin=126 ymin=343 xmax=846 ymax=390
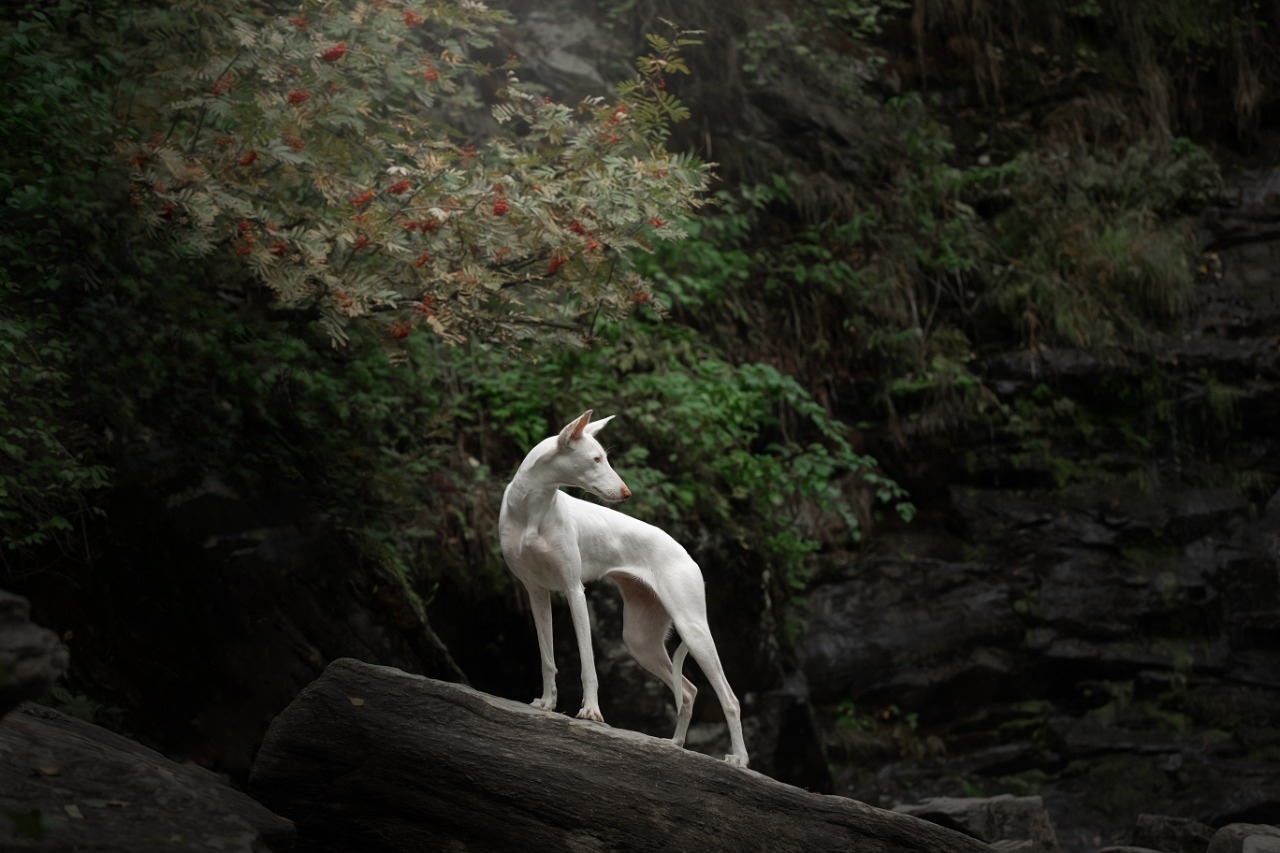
xmin=1208 ymin=823 xmax=1280 ymax=853
xmin=0 ymin=589 xmax=68 ymax=718
xmin=249 ymin=658 xmax=994 ymax=853
xmin=0 ymin=702 xmax=293 ymax=852
xmin=895 ymin=795 xmax=1061 ymax=853
xmin=796 ymin=558 xmax=1023 ymax=708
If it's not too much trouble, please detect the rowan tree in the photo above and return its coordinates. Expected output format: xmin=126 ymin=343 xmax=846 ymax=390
xmin=120 ymin=0 xmax=710 ymax=347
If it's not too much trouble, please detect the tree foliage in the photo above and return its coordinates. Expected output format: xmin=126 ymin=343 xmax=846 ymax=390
xmin=0 ymin=6 xmax=120 ymax=556
xmin=0 ymin=0 xmax=903 ymax=625
xmin=118 ymin=0 xmax=709 ymax=348
xmin=0 ymin=0 xmax=710 ymax=564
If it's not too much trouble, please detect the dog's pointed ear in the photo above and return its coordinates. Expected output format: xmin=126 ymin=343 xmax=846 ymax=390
xmin=557 ymin=410 xmax=592 ymax=449
xmin=583 ymin=414 xmax=614 ymax=437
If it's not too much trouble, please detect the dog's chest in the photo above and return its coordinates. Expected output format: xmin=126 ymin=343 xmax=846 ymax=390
xmin=501 ymin=523 xmax=576 ymax=589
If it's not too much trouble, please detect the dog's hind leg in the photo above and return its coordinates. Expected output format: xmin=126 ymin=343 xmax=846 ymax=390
xmin=671 ymin=615 xmax=749 ymax=767
xmin=612 ymin=573 xmax=697 ymax=746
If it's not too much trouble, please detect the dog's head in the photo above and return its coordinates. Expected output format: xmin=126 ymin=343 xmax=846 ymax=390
xmin=552 ymin=410 xmax=631 ymax=502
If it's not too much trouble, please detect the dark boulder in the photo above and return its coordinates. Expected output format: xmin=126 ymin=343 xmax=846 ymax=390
xmin=0 ymin=702 xmax=293 ymax=852
xmin=249 ymin=658 xmax=994 ymax=853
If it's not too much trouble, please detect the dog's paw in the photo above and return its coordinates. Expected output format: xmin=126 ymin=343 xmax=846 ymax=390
xmin=576 ymin=706 xmax=605 ymax=723
xmin=531 ymin=696 xmax=556 ymax=711
xmin=724 ymin=754 xmax=748 ymax=768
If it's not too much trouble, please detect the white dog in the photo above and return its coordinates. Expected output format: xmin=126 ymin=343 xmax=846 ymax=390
xmin=498 ymin=410 xmax=750 ymax=767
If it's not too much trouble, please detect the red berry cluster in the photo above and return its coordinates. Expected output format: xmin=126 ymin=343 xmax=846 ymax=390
xmin=599 ymin=104 xmax=628 ymax=146
xmin=562 ymin=218 xmax=601 ymax=258
xmin=232 ymin=220 xmax=255 ymax=256
xmin=210 ymin=73 xmax=235 ymax=95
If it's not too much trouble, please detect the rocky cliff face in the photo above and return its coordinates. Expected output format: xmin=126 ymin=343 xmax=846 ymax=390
xmin=792 ymin=174 xmax=1280 ymax=852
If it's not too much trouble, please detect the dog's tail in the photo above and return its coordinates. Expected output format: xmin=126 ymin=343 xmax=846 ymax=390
xmin=672 ymin=641 xmax=690 ymax=714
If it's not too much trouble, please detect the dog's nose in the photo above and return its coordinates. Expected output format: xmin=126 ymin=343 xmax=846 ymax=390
xmin=620 ymin=484 xmax=632 ymax=500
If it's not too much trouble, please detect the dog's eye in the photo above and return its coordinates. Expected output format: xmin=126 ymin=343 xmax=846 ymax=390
xmin=593 ymin=456 xmax=602 ymax=464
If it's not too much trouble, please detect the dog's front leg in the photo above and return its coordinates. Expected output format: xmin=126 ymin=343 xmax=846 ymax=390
xmin=527 ymin=584 xmax=558 ymax=711
xmin=564 ymin=582 xmax=604 ymax=722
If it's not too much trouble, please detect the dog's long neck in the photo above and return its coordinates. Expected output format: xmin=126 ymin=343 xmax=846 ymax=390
xmin=502 ymin=439 xmax=564 ymax=529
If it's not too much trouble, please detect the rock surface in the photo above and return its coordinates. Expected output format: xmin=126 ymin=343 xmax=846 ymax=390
xmin=1208 ymin=824 xmax=1280 ymax=853
xmin=1127 ymin=813 xmax=1217 ymax=853
xmin=249 ymin=657 xmax=994 ymax=853
xmin=0 ymin=702 xmax=293 ymax=852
